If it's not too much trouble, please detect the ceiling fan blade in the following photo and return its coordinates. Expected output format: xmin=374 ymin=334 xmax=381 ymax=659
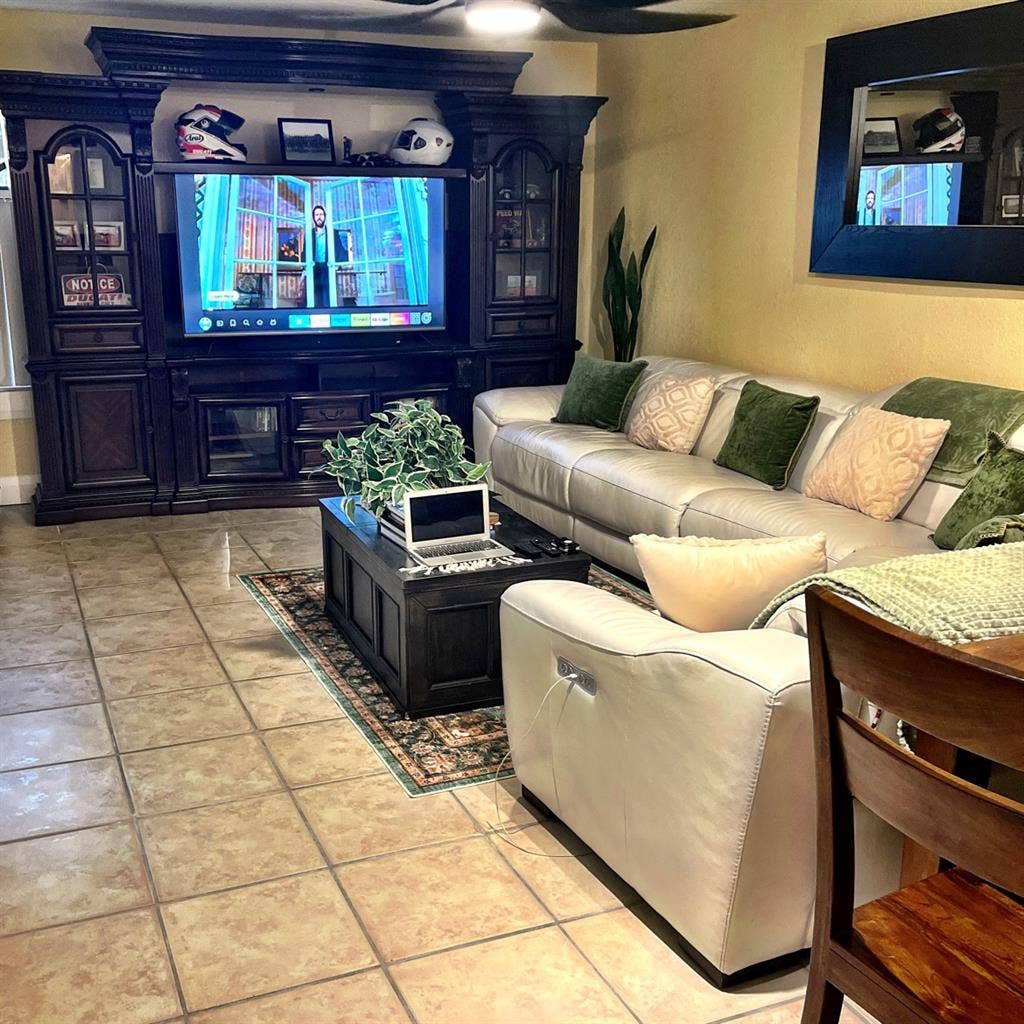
xmin=327 ymin=0 xmax=463 ymax=32
xmin=544 ymin=2 xmax=732 ymax=34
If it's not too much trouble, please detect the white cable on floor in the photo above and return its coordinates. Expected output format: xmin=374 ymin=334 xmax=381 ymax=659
xmin=490 ymin=672 xmax=580 ymax=858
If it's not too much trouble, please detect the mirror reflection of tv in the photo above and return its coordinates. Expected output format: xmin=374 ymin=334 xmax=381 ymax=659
xmin=174 ymin=171 xmax=446 ymax=337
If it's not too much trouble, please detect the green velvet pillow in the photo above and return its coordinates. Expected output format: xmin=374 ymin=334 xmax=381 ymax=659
xmin=714 ymin=380 xmax=820 ymax=489
xmin=933 ymin=432 xmax=1024 ymax=550
xmin=553 ymin=355 xmax=648 ymax=431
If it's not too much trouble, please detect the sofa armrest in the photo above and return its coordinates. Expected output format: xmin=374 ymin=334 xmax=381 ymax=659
xmin=472 ymin=385 xmax=565 ymax=465
xmin=500 ymin=579 xmax=809 ymax=693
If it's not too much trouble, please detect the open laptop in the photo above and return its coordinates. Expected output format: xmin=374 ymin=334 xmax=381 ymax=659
xmin=403 ymin=484 xmax=515 ymax=567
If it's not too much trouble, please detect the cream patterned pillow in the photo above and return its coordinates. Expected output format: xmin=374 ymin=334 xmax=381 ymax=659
xmin=626 ymin=377 xmax=715 ymax=454
xmin=804 ymin=407 xmax=951 ymax=522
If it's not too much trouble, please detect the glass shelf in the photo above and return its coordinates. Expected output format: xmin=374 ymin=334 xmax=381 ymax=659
xmin=491 ymin=147 xmax=556 ymax=303
xmin=42 ymin=132 xmax=135 ymax=311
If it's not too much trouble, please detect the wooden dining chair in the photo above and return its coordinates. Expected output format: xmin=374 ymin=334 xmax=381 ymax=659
xmin=802 ymin=585 xmax=1024 ymax=1024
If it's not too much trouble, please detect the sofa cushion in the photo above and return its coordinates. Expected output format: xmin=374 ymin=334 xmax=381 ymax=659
xmin=714 ymin=381 xmax=821 ymax=489
xmin=553 ymin=355 xmax=648 ymax=431
xmin=933 ymin=431 xmax=1024 ymax=550
xmin=804 ymin=407 xmax=951 ymax=522
xmin=626 ymin=376 xmax=716 ymax=454
xmin=693 ymin=374 xmax=865 ymax=467
xmin=680 ymin=487 xmax=937 ymax=567
xmin=568 ymin=448 xmax=769 ymax=538
xmin=631 ymin=533 xmax=827 ymax=632
xmin=490 ymin=422 xmax=636 ymax=511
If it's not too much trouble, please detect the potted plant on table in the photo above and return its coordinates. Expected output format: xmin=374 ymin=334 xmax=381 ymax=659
xmin=308 ymin=398 xmax=490 ymax=523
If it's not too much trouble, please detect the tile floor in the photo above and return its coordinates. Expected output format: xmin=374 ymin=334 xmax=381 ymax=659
xmin=0 ymin=503 xmax=874 ymax=1024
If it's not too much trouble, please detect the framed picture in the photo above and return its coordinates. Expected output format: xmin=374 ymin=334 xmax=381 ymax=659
xmin=863 ymin=117 xmax=902 ymax=156
xmin=53 ymin=221 xmax=83 ymax=250
xmin=277 ymin=225 xmax=305 ymax=262
xmin=87 ymin=157 xmax=106 ymax=191
xmin=1001 ymin=195 xmax=1021 ymax=219
xmin=92 ymin=221 xmax=125 ymax=251
xmin=278 ymin=118 xmax=335 ymax=164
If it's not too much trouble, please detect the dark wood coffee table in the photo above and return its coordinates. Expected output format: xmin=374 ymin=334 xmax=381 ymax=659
xmin=319 ymin=496 xmax=591 ymax=718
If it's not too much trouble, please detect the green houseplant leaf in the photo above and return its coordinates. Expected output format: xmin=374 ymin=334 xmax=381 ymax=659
xmin=603 ymin=208 xmax=657 ymax=363
xmin=305 ymin=400 xmax=491 ymax=521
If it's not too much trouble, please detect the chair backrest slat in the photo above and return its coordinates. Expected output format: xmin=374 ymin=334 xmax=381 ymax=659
xmin=813 ymin=590 xmax=1024 ymax=770
xmin=838 ymin=713 xmax=1024 ymax=894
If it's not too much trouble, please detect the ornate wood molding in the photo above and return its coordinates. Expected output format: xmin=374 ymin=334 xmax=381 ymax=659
xmin=0 ymin=72 xmax=165 ymax=126
xmin=4 ymin=113 xmax=27 ymax=171
xmin=87 ymin=27 xmax=531 ymax=94
xmin=436 ymin=93 xmax=607 ymax=141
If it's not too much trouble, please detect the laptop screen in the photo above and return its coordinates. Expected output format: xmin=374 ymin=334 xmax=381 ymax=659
xmin=408 ymin=489 xmax=486 ymax=544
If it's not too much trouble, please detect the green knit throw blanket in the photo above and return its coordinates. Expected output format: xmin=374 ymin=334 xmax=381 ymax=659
xmin=751 ymin=545 xmax=1024 ymax=645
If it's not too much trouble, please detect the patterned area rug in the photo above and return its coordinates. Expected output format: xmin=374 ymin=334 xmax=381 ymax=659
xmin=240 ymin=565 xmax=653 ymax=796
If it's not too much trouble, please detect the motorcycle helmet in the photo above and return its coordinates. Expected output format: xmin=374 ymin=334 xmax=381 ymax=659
xmin=175 ymin=105 xmax=248 ymax=162
xmin=389 ymin=117 xmax=453 ymax=167
xmin=913 ymin=107 xmax=966 ymax=153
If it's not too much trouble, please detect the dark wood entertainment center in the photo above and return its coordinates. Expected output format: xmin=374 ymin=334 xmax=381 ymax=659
xmin=0 ymin=28 xmax=605 ymax=524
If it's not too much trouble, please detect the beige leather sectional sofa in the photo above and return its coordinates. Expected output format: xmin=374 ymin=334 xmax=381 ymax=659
xmin=474 ymin=355 xmax=969 ymax=577
xmin=473 ymin=356 xmax=1010 ymax=985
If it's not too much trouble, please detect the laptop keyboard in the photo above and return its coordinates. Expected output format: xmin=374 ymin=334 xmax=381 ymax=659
xmin=418 ymin=539 xmax=500 ymax=558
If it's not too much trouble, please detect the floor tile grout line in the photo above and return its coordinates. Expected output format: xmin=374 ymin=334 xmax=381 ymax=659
xmin=170 ymin=963 xmax=392 ymax=1020
xmin=210 ymin=645 xmax=421 ymax=1024
xmin=480 ymin=823 xmax=645 ymax=1024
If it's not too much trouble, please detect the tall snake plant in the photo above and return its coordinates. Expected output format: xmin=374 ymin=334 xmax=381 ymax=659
xmin=308 ymin=399 xmax=490 ymax=521
xmin=602 ymin=207 xmax=657 ymax=363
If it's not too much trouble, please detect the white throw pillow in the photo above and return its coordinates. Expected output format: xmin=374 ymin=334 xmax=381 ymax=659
xmin=803 ymin=407 xmax=951 ymax=522
xmin=630 ymin=533 xmax=828 ymax=632
xmin=625 ymin=376 xmax=716 ymax=454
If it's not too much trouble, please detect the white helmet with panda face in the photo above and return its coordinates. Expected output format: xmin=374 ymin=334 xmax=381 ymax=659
xmin=389 ymin=117 xmax=454 ymax=167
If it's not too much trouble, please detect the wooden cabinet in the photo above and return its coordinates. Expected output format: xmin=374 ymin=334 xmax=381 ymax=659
xmin=0 ymin=48 xmax=604 ymax=524
xmin=59 ymin=373 xmax=153 ymax=488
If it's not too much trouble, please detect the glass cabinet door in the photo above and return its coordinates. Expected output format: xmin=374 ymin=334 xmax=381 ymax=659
xmin=203 ymin=402 xmax=285 ymax=479
xmin=491 ymin=146 xmax=557 ymax=304
xmin=41 ymin=131 xmax=135 ymax=312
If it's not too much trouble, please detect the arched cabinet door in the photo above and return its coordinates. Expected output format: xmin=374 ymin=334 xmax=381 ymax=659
xmin=489 ymin=141 xmax=560 ymax=308
xmin=37 ymin=126 xmax=140 ymax=318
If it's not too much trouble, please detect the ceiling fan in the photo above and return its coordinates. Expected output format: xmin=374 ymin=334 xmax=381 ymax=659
xmin=372 ymin=0 xmax=732 ymax=35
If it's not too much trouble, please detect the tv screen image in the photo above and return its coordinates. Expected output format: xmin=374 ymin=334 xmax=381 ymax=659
xmin=174 ymin=172 xmax=447 ymax=336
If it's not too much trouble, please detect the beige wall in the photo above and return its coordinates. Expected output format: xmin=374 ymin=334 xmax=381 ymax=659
xmin=0 ymin=6 xmax=598 ymax=503
xmin=589 ymin=0 xmax=1024 ymax=393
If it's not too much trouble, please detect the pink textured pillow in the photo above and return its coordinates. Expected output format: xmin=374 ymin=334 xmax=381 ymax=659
xmin=626 ymin=377 xmax=715 ymax=454
xmin=804 ymin=407 xmax=951 ymax=521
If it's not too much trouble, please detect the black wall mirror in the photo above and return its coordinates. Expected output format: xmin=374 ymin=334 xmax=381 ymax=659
xmin=810 ymin=1 xmax=1024 ymax=285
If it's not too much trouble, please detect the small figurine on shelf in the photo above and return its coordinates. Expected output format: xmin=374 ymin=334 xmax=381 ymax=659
xmin=175 ymin=105 xmax=248 ymax=162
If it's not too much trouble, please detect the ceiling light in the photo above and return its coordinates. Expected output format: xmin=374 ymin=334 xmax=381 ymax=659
xmin=466 ymin=0 xmax=542 ymax=34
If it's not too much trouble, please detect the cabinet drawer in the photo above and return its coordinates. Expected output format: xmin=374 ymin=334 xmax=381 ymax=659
xmin=487 ymin=312 xmax=557 ymax=339
xmin=53 ymin=322 xmax=144 ymax=353
xmin=292 ymin=440 xmax=331 ymax=474
xmin=291 ymin=394 xmax=370 ymax=434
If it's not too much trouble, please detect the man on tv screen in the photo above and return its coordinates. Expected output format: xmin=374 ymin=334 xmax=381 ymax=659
xmin=178 ymin=172 xmax=445 ymax=334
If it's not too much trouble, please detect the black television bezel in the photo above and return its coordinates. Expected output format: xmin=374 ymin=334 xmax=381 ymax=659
xmin=161 ymin=162 xmax=463 ymax=340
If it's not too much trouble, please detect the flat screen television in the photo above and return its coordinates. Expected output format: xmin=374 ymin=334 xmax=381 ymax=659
xmin=173 ymin=171 xmax=447 ymax=337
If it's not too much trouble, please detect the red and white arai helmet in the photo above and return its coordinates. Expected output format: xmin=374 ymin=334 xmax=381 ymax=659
xmin=175 ymin=105 xmax=248 ymax=162
xmin=913 ymin=107 xmax=966 ymax=153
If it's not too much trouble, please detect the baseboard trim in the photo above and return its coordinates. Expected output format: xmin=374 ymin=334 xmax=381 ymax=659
xmin=520 ymin=786 xmax=811 ymax=990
